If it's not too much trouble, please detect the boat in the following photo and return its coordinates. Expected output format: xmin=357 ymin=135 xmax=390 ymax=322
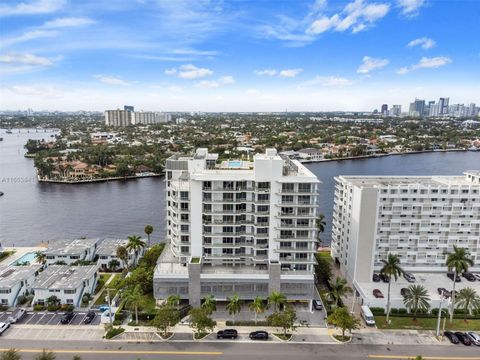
xmin=468 ymin=146 xmax=479 ymax=151
xmin=6 ymin=129 xmax=12 ymax=134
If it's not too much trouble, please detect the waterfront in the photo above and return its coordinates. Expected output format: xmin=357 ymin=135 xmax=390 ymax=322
xmin=0 ymin=129 xmax=479 ymax=246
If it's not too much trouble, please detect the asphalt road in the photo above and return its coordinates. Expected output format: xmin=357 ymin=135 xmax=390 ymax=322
xmin=0 ymin=339 xmax=479 ymax=360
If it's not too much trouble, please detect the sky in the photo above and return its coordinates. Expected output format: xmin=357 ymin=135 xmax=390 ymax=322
xmin=0 ymin=0 xmax=479 ymax=112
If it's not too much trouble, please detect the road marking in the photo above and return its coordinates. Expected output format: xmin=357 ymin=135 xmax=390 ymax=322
xmin=369 ymin=355 xmax=480 ymax=360
xmin=0 ymin=349 xmax=223 ymax=356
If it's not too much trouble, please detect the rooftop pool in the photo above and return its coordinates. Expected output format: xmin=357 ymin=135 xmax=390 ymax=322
xmin=11 ymin=252 xmax=37 ymax=266
xmin=228 ymin=161 xmax=243 ymax=168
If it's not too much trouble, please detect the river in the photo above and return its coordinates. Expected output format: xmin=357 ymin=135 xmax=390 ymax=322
xmin=1 ymin=128 xmax=479 ymax=246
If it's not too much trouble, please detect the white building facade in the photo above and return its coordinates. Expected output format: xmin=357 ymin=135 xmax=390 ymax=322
xmin=44 ymin=238 xmax=100 ymax=265
xmin=154 ymin=148 xmax=320 ymax=306
xmin=0 ymin=266 xmax=41 ymax=307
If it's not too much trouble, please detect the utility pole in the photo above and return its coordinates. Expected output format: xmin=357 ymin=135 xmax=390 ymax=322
xmin=107 ymin=288 xmax=113 ymax=326
xmin=436 ymin=294 xmax=444 ymax=338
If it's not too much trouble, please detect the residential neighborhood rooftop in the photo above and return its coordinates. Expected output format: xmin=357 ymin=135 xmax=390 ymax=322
xmin=96 ymin=238 xmax=128 ymax=256
xmin=44 ymin=238 xmax=100 ymax=256
xmin=33 ymin=265 xmax=97 ymax=290
xmin=0 ymin=265 xmax=42 ymax=288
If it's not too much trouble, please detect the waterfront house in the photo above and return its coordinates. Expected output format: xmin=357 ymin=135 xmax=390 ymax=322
xmin=44 ymin=238 xmax=100 ymax=265
xmin=32 ymin=265 xmax=98 ymax=307
xmin=96 ymin=238 xmax=139 ymax=271
xmin=0 ymin=265 xmax=42 ymax=307
xmin=297 ymin=148 xmax=324 ymax=161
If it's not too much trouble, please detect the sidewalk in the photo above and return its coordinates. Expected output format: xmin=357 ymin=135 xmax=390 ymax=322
xmin=352 ymin=328 xmax=449 ymax=346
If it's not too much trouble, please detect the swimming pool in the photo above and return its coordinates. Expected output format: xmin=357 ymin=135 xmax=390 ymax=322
xmin=11 ymin=252 xmax=37 ymax=265
xmin=228 ymin=161 xmax=243 ymax=168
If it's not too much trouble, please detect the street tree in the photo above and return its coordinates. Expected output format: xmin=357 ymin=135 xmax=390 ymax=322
xmin=380 ymin=253 xmax=404 ymax=323
xmin=152 ymin=305 xmax=180 ymax=337
xmin=327 ymin=307 xmax=360 ymax=339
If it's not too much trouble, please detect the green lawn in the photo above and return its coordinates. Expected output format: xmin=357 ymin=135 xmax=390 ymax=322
xmin=375 ymin=316 xmax=480 ymax=331
xmin=94 ymin=274 xmax=120 ymax=306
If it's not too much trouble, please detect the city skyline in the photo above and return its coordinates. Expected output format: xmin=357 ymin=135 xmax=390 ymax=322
xmin=1 ymin=0 xmax=479 ymax=111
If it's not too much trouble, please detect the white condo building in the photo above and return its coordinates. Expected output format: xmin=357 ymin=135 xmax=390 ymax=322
xmin=154 ymin=148 xmax=320 ymax=306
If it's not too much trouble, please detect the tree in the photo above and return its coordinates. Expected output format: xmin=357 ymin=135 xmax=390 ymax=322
xmin=34 ymin=251 xmax=46 ymax=265
xmin=166 ymin=294 xmax=181 ymax=307
xmin=189 ymin=307 xmax=216 ymax=336
xmin=314 ymin=253 xmax=332 ymax=285
xmin=446 ymin=246 xmax=473 ymax=322
xmin=328 ymin=277 xmax=353 ymax=307
xmin=35 ymin=350 xmax=55 ymax=360
xmin=267 ymin=291 xmax=286 ymax=312
xmin=402 ymin=285 xmax=430 ymax=320
xmin=380 ymin=253 xmax=404 ymax=323
xmin=0 ymin=349 xmax=21 ymax=360
xmin=201 ymin=295 xmax=217 ymax=315
xmin=456 ymin=287 xmax=480 ymax=321
xmin=116 ymin=245 xmax=129 ymax=271
xmin=226 ymin=294 xmax=242 ymax=322
xmin=327 ymin=307 xmax=360 ymax=338
xmin=267 ymin=306 xmax=297 ymax=337
xmin=108 ymin=259 xmax=120 ymax=272
xmin=316 ymin=213 xmax=326 ymax=244
xmin=123 ymin=285 xmax=143 ymax=325
xmin=144 ymin=225 xmax=154 ymax=247
xmin=249 ymin=296 xmax=266 ymax=324
xmin=152 ymin=305 xmax=180 ymax=337
xmin=126 ymin=235 xmax=146 ymax=266
xmin=46 ymin=295 xmax=60 ymax=308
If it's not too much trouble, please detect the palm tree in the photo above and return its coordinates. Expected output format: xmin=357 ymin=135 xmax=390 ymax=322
xmin=166 ymin=294 xmax=181 ymax=308
xmin=144 ymin=224 xmax=154 ymax=248
xmin=116 ymin=245 xmax=129 ymax=271
xmin=446 ymin=246 xmax=474 ymax=322
xmin=249 ymin=296 xmax=266 ymax=324
xmin=456 ymin=287 xmax=480 ymax=321
xmin=226 ymin=294 xmax=242 ymax=323
xmin=35 ymin=350 xmax=55 ymax=360
xmin=380 ymin=253 xmax=404 ymax=323
xmin=34 ymin=251 xmax=46 ymax=265
xmin=123 ymin=285 xmax=143 ymax=325
xmin=328 ymin=277 xmax=353 ymax=307
xmin=316 ymin=213 xmax=326 ymax=245
xmin=0 ymin=349 xmax=21 ymax=360
xmin=402 ymin=285 xmax=430 ymax=320
xmin=108 ymin=259 xmax=120 ymax=272
xmin=201 ymin=295 xmax=217 ymax=315
xmin=126 ymin=235 xmax=146 ymax=266
xmin=267 ymin=291 xmax=286 ymax=312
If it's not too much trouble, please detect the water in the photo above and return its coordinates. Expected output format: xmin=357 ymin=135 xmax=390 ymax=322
xmin=11 ymin=252 xmax=36 ymax=265
xmin=1 ymin=129 xmax=479 ymax=246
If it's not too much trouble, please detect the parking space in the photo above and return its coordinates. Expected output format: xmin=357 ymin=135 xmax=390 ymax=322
xmin=2 ymin=326 xmax=104 ymax=341
xmin=0 ymin=312 xmax=11 ymax=322
xmin=3 ymin=311 xmax=103 ymax=326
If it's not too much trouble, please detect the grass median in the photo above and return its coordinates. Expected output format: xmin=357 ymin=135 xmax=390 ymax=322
xmin=375 ymin=316 xmax=480 ymax=331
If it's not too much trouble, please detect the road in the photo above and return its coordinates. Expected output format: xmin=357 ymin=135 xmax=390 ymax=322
xmin=1 ymin=339 xmax=479 ymax=360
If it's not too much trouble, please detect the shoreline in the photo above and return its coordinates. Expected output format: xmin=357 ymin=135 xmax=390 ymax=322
xmin=37 ymin=173 xmax=163 ymax=184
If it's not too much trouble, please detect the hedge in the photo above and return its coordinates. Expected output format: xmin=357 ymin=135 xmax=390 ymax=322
xmin=370 ymin=307 xmax=385 ymax=315
xmin=225 ymin=320 xmax=269 ymax=326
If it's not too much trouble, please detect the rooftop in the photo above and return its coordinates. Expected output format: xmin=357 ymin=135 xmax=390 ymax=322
xmin=96 ymin=238 xmax=128 ymax=256
xmin=44 ymin=238 xmax=100 ymax=256
xmin=33 ymin=265 xmax=97 ymax=290
xmin=0 ymin=265 xmax=42 ymax=289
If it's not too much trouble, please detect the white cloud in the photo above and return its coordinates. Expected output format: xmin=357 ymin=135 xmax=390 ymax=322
xmin=307 ymin=14 xmax=340 ymax=34
xmin=0 ymin=53 xmax=53 ymax=66
xmin=1 ymin=30 xmax=58 ymax=47
xmin=300 ymin=76 xmax=354 ymax=87
xmin=407 ymin=37 xmax=436 ymax=49
xmin=8 ymin=85 xmax=62 ymax=97
xmin=0 ymin=0 xmax=65 ymax=16
xmin=219 ymin=75 xmax=235 ymax=85
xmin=42 ymin=17 xmax=95 ymax=29
xmin=397 ymin=56 xmax=452 ymax=74
xmin=357 ymin=56 xmax=389 ymax=74
xmin=397 ymin=0 xmax=426 ymax=16
xmin=165 ymin=64 xmax=213 ymax=79
xmin=194 ymin=75 xmax=235 ymax=89
xmin=94 ymin=75 xmax=132 ymax=86
xmin=254 ymin=69 xmax=278 ymax=76
xmin=168 ymin=86 xmax=183 ymax=93
xmin=279 ymin=68 xmax=303 ymax=78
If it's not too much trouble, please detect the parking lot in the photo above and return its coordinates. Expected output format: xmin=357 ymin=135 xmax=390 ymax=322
xmin=0 ymin=311 xmax=101 ymax=326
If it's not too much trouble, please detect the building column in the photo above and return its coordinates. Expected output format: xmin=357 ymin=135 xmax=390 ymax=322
xmin=268 ymin=261 xmax=281 ymax=295
xmin=188 ymin=259 xmax=201 ymax=307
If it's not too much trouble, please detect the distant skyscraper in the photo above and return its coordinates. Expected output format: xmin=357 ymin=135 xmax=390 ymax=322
xmin=409 ymin=98 xmax=425 ymax=117
xmin=390 ymin=105 xmax=401 ymax=116
xmin=124 ymin=105 xmax=134 ymax=112
xmin=381 ymin=104 xmax=388 ymax=115
xmin=439 ymin=98 xmax=449 ymax=115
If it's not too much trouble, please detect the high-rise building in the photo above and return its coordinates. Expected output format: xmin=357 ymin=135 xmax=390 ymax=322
xmin=439 ymin=97 xmax=449 ymax=115
xmin=409 ymin=99 xmax=425 ymax=117
xmin=105 ymin=110 xmax=133 ymax=127
xmin=381 ymin=104 xmax=388 ymax=115
xmin=153 ymin=148 xmax=320 ymax=306
xmin=429 ymin=103 xmax=441 ymax=117
xmin=390 ymin=105 xmax=401 ymax=116
xmin=105 ymin=106 xmax=171 ymax=127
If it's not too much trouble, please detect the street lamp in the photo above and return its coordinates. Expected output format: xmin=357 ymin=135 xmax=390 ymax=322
xmin=436 ymin=291 xmax=451 ymax=339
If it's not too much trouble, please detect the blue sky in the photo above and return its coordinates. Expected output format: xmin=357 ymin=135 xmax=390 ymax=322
xmin=0 ymin=0 xmax=479 ymax=111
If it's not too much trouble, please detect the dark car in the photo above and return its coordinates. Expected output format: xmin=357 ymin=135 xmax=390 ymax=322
xmin=83 ymin=311 xmax=96 ymax=324
xmin=60 ymin=311 xmax=74 ymax=324
xmin=462 ymin=272 xmax=476 ymax=282
xmin=447 ymin=272 xmax=461 ymax=282
xmin=403 ymin=272 xmax=416 ymax=283
xmin=437 ymin=288 xmax=451 ymax=298
xmin=217 ymin=329 xmax=238 ymax=339
xmin=455 ymin=332 xmax=472 ymax=346
xmin=444 ymin=331 xmax=459 ymax=344
xmin=379 ymin=274 xmax=390 ymax=283
xmin=313 ymin=299 xmax=323 ymax=310
xmin=373 ymin=289 xmax=384 ymax=298
xmin=400 ymin=288 xmax=408 ymax=296
xmin=372 ymin=273 xmax=381 ymax=282
xmin=249 ymin=331 xmax=269 ymax=340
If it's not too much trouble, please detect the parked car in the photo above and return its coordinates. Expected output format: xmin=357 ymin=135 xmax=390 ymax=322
xmin=474 ymin=274 xmax=480 ymax=281
xmin=0 ymin=322 xmax=10 ymax=336
xmin=249 ymin=331 xmax=269 ymax=340
xmin=462 ymin=272 xmax=476 ymax=282
xmin=372 ymin=273 xmax=381 ymax=282
xmin=217 ymin=329 xmax=238 ymax=339
xmin=373 ymin=289 xmax=384 ymax=298
xmin=447 ymin=272 xmax=461 ymax=282
xmin=403 ymin=272 xmax=416 ymax=283
xmin=60 ymin=311 xmax=74 ymax=324
xmin=400 ymin=288 xmax=408 ymax=296
xmin=455 ymin=332 xmax=472 ymax=346
xmin=7 ymin=308 xmax=26 ymax=324
xmin=83 ymin=311 xmax=96 ymax=324
xmin=437 ymin=288 xmax=451 ymax=298
xmin=444 ymin=331 xmax=459 ymax=344
xmin=379 ymin=274 xmax=390 ymax=283
xmin=467 ymin=332 xmax=480 ymax=346
xmin=312 ymin=299 xmax=323 ymax=310
xmin=98 ymin=305 xmax=110 ymax=312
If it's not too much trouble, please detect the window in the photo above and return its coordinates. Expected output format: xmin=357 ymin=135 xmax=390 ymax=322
xmin=257 ymin=182 xmax=270 ymax=190
xmin=222 ymin=248 xmax=233 ymax=254
xmin=180 ymin=191 xmax=189 ymax=200
xmin=181 ymin=224 xmax=189 ymax=232
xmin=223 ymin=204 xmax=234 ymax=212
xmin=298 ymin=183 xmax=311 ymax=193
xmin=257 ymin=205 xmax=269 ymax=213
xmin=203 ymin=181 xmax=211 ymax=190
xmin=181 ymin=246 xmax=189 ymax=254
xmin=180 ymin=202 xmax=189 ymax=211
xmin=257 ymin=193 xmax=269 ymax=202
xmin=223 ymin=181 xmax=234 ymax=190
xmin=64 ymin=289 xmax=76 ymax=294
xmin=282 ymin=195 xmax=294 ymax=203
xmin=223 ymin=193 xmax=234 ymax=201
xmin=282 ymin=183 xmax=294 ymax=192
xmin=222 ymin=237 xmax=234 ymax=244
xmin=181 ymin=235 xmax=189 ymax=243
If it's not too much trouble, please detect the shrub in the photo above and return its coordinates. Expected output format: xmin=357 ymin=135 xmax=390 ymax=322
xmin=33 ymin=304 xmax=45 ymax=311
xmin=105 ymin=327 xmax=125 ymax=339
xmin=60 ymin=304 xmax=74 ymax=312
xmin=137 ymin=312 xmax=156 ymax=321
xmin=453 ymin=308 xmax=465 ymax=315
xmin=47 ymin=304 xmax=60 ymax=311
xmin=0 ymin=305 xmax=8 ymax=311
xmin=396 ymin=308 xmax=408 ymax=314
xmin=431 ymin=308 xmax=448 ymax=316
xmin=370 ymin=307 xmax=385 ymax=315
xmin=113 ymin=320 xmax=123 ymax=326
xmin=17 ymin=295 xmax=28 ymax=305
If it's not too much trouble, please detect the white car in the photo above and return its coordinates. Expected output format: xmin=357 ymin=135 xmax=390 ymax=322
xmin=0 ymin=322 xmax=10 ymax=336
xmin=467 ymin=332 xmax=480 ymax=346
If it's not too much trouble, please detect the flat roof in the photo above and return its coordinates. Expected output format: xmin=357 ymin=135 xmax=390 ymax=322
xmin=33 ymin=265 xmax=97 ymax=290
xmin=44 ymin=238 xmax=99 ymax=256
xmin=0 ymin=265 xmax=42 ymax=289
xmin=96 ymin=238 xmax=128 ymax=256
